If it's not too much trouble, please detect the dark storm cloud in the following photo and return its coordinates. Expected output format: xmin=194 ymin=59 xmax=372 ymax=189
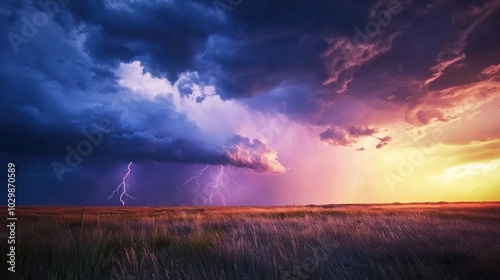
xmin=310 ymin=0 xmax=500 ymax=137
xmin=0 ymin=0 xmax=285 ymax=175
xmin=199 ymin=0 xmax=376 ymax=99
xmin=1 ymin=0 xmax=499 ymax=206
xmin=5 ymin=0 xmax=498 ymax=103
xmin=58 ymin=0 xmax=384 ymax=100
xmin=0 ymin=73 xmax=284 ymax=174
xmin=2 ymin=0 xmax=497 ymax=130
xmin=0 ymin=0 xmax=367 ymax=175
xmin=64 ymin=0 xmax=224 ymax=80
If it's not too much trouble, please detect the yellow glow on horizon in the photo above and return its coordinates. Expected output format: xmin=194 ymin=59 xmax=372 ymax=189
xmin=442 ymin=159 xmax=500 ymax=180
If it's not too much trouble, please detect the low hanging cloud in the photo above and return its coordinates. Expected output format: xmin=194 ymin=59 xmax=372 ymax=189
xmin=99 ymin=131 xmax=286 ymax=174
xmin=111 ymin=61 xmax=288 ymax=173
xmin=320 ymin=125 xmax=379 ymax=147
xmin=224 ymin=135 xmax=286 ymax=173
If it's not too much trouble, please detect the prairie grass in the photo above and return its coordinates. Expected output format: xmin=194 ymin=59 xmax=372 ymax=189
xmin=1 ymin=202 xmax=499 ymax=279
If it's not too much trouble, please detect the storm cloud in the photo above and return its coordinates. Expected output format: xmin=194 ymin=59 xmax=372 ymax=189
xmin=1 ymin=0 xmax=499 ymax=205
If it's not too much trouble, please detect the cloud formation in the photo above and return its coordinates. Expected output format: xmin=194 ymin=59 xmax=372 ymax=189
xmin=376 ymin=136 xmax=393 ymax=149
xmin=224 ymin=136 xmax=286 ymax=173
xmin=320 ymin=126 xmax=379 ymax=147
xmin=323 ymin=33 xmax=401 ymax=94
xmin=424 ymin=0 xmax=500 ymax=86
xmin=0 ymin=0 xmax=499 ymax=204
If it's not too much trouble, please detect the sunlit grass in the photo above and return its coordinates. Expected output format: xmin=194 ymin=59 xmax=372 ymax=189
xmin=1 ymin=202 xmax=499 ymax=279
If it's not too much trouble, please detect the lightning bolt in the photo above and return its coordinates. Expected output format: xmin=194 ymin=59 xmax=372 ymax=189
xmin=108 ymin=162 xmax=137 ymax=205
xmin=205 ymin=166 xmax=227 ymax=205
xmin=183 ymin=165 xmax=246 ymax=205
xmin=227 ymin=166 xmax=245 ymax=196
xmin=183 ymin=165 xmax=210 ymax=189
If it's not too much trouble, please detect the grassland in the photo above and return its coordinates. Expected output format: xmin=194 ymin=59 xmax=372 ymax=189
xmin=1 ymin=202 xmax=499 ymax=279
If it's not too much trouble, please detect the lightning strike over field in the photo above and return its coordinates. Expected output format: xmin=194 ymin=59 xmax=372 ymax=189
xmin=228 ymin=166 xmax=245 ymax=196
xmin=205 ymin=166 xmax=227 ymax=205
xmin=183 ymin=165 xmax=210 ymax=189
xmin=108 ymin=162 xmax=137 ymax=205
xmin=184 ymin=165 xmax=246 ymax=205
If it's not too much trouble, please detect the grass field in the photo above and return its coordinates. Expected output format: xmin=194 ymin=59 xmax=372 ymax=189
xmin=1 ymin=202 xmax=499 ymax=279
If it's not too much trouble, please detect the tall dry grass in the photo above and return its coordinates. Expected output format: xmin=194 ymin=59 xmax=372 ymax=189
xmin=1 ymin=203 xmax=499 ymax=279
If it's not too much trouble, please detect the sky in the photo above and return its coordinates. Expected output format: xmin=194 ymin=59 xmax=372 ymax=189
xmin=0 ymin=0 xmax=499 ymax=206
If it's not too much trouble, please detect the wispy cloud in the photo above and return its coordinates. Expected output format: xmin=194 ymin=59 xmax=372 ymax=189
xmin=424 ymin=0 xmax=500 ymax=86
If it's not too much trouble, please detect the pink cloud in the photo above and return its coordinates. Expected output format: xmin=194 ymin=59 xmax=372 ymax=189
xmin=375 ymin=135 xmax=393 ymax=149
xmin=322 ymin=32 xmax=401 ymax=93
xmin=320 ymin=125 xmax=380 ymax=147
xmin=224 ymin=135 xmax=286 ymax=173
xmin=406 ymin=64 xmax=500 ymax=126
xmin=423 ymin=0 xmax=500 ymax=86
